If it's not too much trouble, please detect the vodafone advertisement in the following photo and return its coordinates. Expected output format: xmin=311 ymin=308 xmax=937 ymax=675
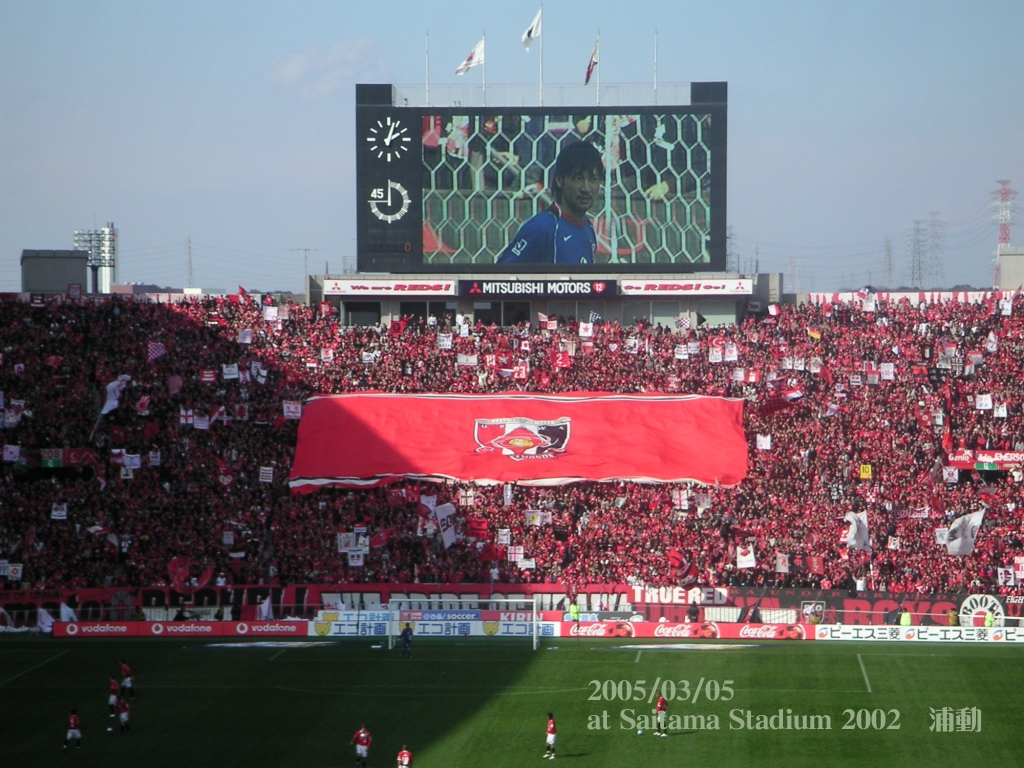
xmin=54 ymin=621 xmax=306 ymax=638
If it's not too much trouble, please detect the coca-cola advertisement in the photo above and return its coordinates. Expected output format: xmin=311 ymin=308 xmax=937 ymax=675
xmin=561 ymin=622 xmax=810 ymax=640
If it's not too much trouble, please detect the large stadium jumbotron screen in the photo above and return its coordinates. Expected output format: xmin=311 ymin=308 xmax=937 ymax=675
xmin=356 ymin=83 xmax=727 ymax=274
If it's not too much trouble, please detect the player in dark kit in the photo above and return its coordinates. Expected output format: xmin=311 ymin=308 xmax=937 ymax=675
xmin=497 ymin=142 xmax=602 ymax=265
xmin=400 ymin=622 xmax=413 ymax=658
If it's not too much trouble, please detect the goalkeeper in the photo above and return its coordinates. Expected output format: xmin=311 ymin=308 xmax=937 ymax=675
xmin=497 ymin=142 xmax=601 ymax=265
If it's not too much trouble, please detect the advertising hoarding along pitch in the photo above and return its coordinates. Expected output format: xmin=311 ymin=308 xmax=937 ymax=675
xmin=289 ymin=393 xmax=746 ymax=490
xmin=356 ymin=89 xmax=727 ymax=274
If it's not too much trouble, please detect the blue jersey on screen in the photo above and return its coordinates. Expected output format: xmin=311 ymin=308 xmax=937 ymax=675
xmin=497 ymin=205 xmax=597 ymax=265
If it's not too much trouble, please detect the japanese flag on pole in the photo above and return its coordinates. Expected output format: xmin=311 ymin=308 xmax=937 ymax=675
xmin=455 ymin=38 xmax=484 ymax=75
xmin=736 ymin=546 xmax=756 ymax=569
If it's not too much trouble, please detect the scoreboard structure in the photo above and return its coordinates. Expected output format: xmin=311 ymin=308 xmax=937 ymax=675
xmin=355 ymin=82 xmax=728 ymax=275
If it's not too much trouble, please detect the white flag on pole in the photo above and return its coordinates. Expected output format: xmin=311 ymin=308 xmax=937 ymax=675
xmin=455 ymin=38 xmax=485 ymax=75
xmin=946 ymin=510 xmax=985 ymax=556
xmin=521 ymin=9 xmax=542 ymax=50
xmin=844 ymin=510 xmax=871 ymax=552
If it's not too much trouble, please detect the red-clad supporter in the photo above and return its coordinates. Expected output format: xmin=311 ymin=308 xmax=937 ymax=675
xmin=1 ymin=292 xmax=1024 ymax=604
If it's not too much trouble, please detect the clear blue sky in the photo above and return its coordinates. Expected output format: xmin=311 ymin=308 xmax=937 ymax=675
xmin=1 ymin=0 xmax=1021 ymax=293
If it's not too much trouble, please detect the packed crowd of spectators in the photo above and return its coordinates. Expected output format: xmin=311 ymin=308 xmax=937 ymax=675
xmin=2 ymin=290 xmax=1024 ymax=597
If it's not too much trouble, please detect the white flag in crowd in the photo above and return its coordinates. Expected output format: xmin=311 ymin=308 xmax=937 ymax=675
xmin=844 ymin=510 xmax=871 ymax=552
xmin=222 ymin=363 xmax=239 ymax=380
xmin=51 ymin=503 xmax=68 ymax=520
xmin=775 ymin=553 xmax=789 ymax=573
xmin=756 ymin=434 xmax=772 ymax=451
xmin=736 ymin=545 xmax=756 ymax=569
xmin=946 ymin=510 xmax=985 ymax=556
xmin=283 ymin=401 xmax=302 ymax=420
xmin=498 ymin=528 xmax=511 ymax=545
xmin=259 ymin=466 xmax=274 ymax=483
xmin=101 ymin=375 xmax=131 ymax=415
xmin=437 ymin=333 xmax=453 ymax=350
xmin=347 ymin=550 xmax=364 ymax=567
xmin=2 ymin=445 xmax=20 ymax=462
xmin=238 ymin=329 xmax=252 ymax=344
xmin=434 ymin=503 xmax=457 ymax=549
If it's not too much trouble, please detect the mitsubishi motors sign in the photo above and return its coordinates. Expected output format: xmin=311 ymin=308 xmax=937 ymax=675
xmin=459 ymin=280 xmax=616 ymax=298
xmin=619 ymin=279 xmax=752 ymax=296
xmin=323 ymin=280 xmax=456 ymax=296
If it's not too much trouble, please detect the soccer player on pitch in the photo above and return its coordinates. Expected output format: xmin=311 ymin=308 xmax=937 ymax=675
xmin=119 ymin=658 xmax=135 ymax=698
xmin=497 ymin=142 xmax=602 ymax=266
xmin=64 ymin=708 xmax=82 ymax=750
xmin=654 ymin=694 xmax=668 ymax=736
xmin=117 ymin=697 xmax=131 ymax=735
xmin=107 ymin=676 xmax=120 ymax=717
xmin=350 ymin=723 xmax=372 ymax=768
xmin=400 ymin=622 xmax=413 ymax=658
xmin=396 ymin=744 xmax=413 ymax=766
xmin=544 ymin=712 xmax=557 ymax=759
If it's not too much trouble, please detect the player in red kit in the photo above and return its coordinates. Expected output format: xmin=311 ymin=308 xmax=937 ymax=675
xmin=117 ymin=697 xmax=131 ymax=734
xmin=544 ymin=712 xmax=557 ymax=759
xmin=64 ymin=709 xmax=82 ymax=750
xmin=654 ymin=695 xmax=668 ymax=736
xmin=119 ymin=659 xmax=135 ymax=698
xmin=396 ymin=744 xmax=413 ymax=766
xmin=350 ymin=724 xmax=372 ymax=768
xmin=108 ymin=676 xmax=120 ymax=716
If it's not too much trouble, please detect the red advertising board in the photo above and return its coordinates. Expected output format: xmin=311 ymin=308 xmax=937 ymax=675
xmin=562 ymin=622 xmax=812 ymax=640
xmin=290 ymin=393 xmax=748 ymax=490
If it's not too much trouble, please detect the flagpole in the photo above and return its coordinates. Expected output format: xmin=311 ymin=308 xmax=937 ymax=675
xmin=596 ymin=29 xmax=601 ymax=106
xmin=539 ymin=4 xmax=544 ymax=107
xmin=482 ymin=31 xmax=486 ymax=106
xmin=654 ymin=28 xmax=658 ymax=106
xmin=425 ymin=32 xmax=430 ymax=106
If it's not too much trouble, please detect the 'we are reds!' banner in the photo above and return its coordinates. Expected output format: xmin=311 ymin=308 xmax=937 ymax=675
xmin=289 ymin=393 xmax=748 ymax=490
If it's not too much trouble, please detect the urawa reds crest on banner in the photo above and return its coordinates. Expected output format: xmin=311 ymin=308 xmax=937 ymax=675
xmin=474 ymin=417 xmax=570 ymax=460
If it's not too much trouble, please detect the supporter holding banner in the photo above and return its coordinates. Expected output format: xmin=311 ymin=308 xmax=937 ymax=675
xmin=434 ymin=503 xmax=457 ymax=548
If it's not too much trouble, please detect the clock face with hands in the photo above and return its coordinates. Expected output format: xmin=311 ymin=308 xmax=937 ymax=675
xmin=366 ymin=116 xmax=411 ymax=162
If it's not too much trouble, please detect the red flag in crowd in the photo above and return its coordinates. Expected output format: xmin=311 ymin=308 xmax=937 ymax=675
xmin=44 ymin=355 xmax=63 ymax=368
xmin=370 ymin=529 xmax=393 ymax=548
xmin=168 ymin=557 xmax=190 ymax=592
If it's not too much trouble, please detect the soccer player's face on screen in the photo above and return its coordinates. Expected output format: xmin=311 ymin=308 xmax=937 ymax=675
xmin=557 ymin=168 xmax=601 ymax=219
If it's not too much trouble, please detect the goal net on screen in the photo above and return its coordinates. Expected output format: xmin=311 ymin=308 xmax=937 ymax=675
xmin=387 ymin=596 xmax=542 ymax=650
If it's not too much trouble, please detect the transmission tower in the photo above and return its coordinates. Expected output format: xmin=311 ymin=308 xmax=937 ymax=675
xmin=883 ymin=236 xmax=893 ymax=288
xmin=993 ymin=180 xmax=1019 ymax=251
xmin=186 ymin=236 xmax=193 ymax=289
xmin=726 ymin=226 xmax=739 ymax=273
xmin=926 ymin=212 xmax=946 ymax=285
xmin=991 ymin=181 xmax=1019 ymax=288
xmin=908 ymin=220 xmax=927 ymax=288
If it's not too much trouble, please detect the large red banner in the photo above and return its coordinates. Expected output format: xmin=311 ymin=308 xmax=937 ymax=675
xmin=289 ymin=393 xmax=747 ymax=490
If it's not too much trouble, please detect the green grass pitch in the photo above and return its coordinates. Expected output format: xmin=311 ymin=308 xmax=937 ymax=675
xmin=2 ymin=636 xmax=1022 ymax=766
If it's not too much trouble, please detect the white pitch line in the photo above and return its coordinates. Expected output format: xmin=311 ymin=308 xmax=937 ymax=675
xmin=857 ymin=653 xmax=872 ymax=693
xmin=269 ymin=649 xmax=287 ymax=661
xmin=0 ymin=650 xmax=68 ymax=688
xmin=635 ymin=651 xmax=642 ymax=663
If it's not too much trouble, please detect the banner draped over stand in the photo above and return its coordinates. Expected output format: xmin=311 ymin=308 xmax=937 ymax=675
xmin=288 ymin=393 xmax=747 ymax=491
